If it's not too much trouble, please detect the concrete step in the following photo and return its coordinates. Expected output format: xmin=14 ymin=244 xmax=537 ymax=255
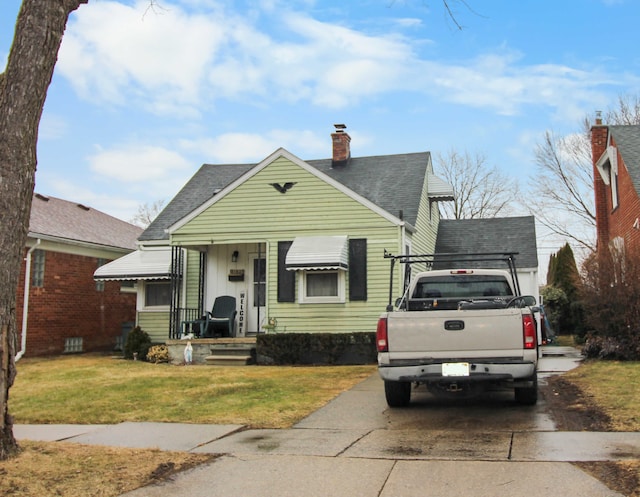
xmin=209 ymin=346 xmax=255 ymax=356
xmin=205 ymin=354 xmax=254 ymax=366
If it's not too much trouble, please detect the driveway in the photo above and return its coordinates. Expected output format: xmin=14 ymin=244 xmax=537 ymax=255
xmin=112 ymin=347 xmax=634 ymax=497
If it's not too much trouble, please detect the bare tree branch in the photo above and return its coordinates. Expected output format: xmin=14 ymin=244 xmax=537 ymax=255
xmin=527 ymin=93 xmax=640 ymax=254
xmin=435 ymin=149 xmax=520 ymax=219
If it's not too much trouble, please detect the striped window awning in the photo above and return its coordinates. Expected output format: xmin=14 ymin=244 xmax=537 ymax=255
xmin=285 ymin=235 xmax=349 ymax=271
xmin=94 ymin=248 xmax=172 ymax=281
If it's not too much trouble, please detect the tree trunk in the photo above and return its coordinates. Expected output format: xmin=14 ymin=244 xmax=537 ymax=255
xmin=0 ymin=0 xmax=87 ymax=461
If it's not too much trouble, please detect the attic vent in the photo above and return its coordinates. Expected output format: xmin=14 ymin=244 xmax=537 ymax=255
xmin=77 ymin=203 xmax=90 ymax=211
xmin=35 ymin=193 xmax=49 ymax=202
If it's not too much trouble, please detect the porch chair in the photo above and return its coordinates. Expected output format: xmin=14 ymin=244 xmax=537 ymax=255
xmin=199 ymin=295 xmax=237 ymax=338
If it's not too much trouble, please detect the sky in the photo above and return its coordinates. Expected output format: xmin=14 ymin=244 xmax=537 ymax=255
xmin=2 ymin=0 xmax=640 ymax=278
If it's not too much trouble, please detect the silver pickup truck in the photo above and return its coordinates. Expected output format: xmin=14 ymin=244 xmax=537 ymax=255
xmin=376 ymin=252 xmax=539 ymax=407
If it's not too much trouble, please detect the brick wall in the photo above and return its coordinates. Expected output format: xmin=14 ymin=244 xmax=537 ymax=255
xmin=591 ymin=126 xmax=640 ymax=254
xmin=15 ymin=249 xmax=136 ymax=357
xmin=609 ymin=142 xmax=640 ymax=253
xmin=591 ymin=125 xmax=610 ymax=251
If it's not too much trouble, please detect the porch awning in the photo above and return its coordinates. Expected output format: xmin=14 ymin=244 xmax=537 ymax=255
xmin=94 ymin=248 xmax=172 ymax=281
xmin=286 ymin=235 xmax=349 ymax=271
xmin=427 ymin=173 xmax=455 ymax=201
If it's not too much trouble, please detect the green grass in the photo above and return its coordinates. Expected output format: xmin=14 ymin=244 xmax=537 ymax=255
xmin=564 ymin=360 xmax=640 ymax=431
xmin=10 ymin=355 xmax=376 ymax=428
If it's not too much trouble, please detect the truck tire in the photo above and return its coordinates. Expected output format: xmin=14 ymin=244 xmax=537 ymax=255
xmin=515 ymin=374 xmax=538 ymax=405
xmin=384 ymin=380 xmax=411 ymax=407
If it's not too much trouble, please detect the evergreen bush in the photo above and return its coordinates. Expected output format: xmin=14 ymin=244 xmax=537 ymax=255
xmin=124 ymin=326 xmax=152 ymax=361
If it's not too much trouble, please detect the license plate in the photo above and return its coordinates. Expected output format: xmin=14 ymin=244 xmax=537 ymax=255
xmin=442 ymin=362 xmax=470 ymax=377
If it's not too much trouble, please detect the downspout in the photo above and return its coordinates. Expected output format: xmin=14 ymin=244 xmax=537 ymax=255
xmin=16 ymin=238 xmax=41 ymax=362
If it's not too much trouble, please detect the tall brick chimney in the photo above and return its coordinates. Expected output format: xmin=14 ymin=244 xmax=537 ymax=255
xmin=591 ymin=110 xmax=610 ymax=252
xmin=331 ymin=124 xmax=351 ymax=167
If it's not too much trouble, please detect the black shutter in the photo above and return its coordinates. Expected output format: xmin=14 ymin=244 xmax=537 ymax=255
xmin=278 ymin=241 xmax=295 ymax=302
xmin=349 ymin=238 xmax=367 ymax=301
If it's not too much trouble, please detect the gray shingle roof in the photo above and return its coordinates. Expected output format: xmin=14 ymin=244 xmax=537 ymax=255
xmin=139 ymin=152 xmax=432 ymax=242
xmin=608 ymin=125 xmax=640 ymax=196
xmin=434 ymin=216 xmax=538 ymax=269
xmin=139 ymin=164 xmax=254 ymax=241
xmin=30 ymin=193 xmax=142 ymax=250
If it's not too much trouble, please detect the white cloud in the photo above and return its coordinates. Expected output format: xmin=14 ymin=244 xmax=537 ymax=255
xmin=179 ymin=129 xmax=326 ymax=162
xmin=55 ymin=1 xmax=634 ymax=126
xmin=59 ymin=0 xmax=225 ymax=114
xmin=88 ymin=143 xmax=191 ymax=184
xmin=44 ymin=178 xmax=142 ymax=222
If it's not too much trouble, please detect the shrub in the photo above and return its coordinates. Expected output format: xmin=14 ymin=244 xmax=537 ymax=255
xmin=147 ymin=344 xmax=169 ymax=364
xmin=579 ymin=249 xmax=640 ymax=360
xmin=256 ymin=332 xmax=377 ymax=365
xmin=124 ymin=326 xmax=152 ymax=361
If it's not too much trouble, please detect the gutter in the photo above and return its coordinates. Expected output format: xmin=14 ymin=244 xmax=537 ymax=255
xmin=16 ymin=238 xmax=40 ymax=362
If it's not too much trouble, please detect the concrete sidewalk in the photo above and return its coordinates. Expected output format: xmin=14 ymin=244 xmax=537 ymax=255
xmin=14 ymin=347 xmax=637 ymax=496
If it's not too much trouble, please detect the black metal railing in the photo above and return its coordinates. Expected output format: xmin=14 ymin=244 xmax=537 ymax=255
xmin=171 ymin=307 xmax=201 ymax=338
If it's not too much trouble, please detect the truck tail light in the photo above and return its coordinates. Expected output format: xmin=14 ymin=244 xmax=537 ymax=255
xmin=523 ymin=314 xmax=536 ymax=349
xmin=376 ymin=317 xmax=389 ymax=352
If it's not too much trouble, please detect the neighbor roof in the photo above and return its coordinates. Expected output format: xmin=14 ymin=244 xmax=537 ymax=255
xmin=608 ymin=125 xmax=640 ymax=196
xmin=140 ymin=151 xmax=435 ymax=242
xmin=29 ymin=193 xmax=142 ymax=251
xmin=434 ymin=216 xmax=538 ymax=269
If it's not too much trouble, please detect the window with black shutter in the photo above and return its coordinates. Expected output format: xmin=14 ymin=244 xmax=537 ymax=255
xmin=277 ymin=241 xmax=295 ymax=302
xmin=349 ymin=238 xmax=367 ymax=301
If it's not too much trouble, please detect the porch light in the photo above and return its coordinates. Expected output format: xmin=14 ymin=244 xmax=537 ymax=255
xmin=231 ymin=250 xmax=239 ymax=262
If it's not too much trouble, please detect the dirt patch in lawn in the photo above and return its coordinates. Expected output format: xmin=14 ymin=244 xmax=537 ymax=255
xmin=541 ymin=375 xmax=639 ymax=497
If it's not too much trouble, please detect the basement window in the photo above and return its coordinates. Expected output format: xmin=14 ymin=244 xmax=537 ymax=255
xmin=64 ymin=337 xmax=83 ymax=353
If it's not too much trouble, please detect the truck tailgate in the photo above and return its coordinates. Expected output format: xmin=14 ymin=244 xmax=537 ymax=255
xmin=386 ymin=308 xmax=525 ymax=358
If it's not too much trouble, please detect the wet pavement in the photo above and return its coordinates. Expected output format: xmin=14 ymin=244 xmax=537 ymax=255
xmin=14 ymin=346 xmax=637 ymax=497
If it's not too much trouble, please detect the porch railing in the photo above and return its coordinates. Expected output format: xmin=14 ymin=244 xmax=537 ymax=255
xmin=170 ymin=307 xmax=201 ymax=339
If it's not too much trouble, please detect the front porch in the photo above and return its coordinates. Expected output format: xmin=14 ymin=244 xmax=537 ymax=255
xmin=166 ymin=337 xmax=257 ymax=365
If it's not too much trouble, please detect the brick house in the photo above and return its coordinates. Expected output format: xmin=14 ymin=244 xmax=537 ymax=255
xmin=15 ymin=193 xmax=142 ymax=357
xmin=591 ymin=120 xmax=640 ymax=254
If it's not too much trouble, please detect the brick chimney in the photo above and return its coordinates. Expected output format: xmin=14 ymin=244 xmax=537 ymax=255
xmin=590 ymin=110 xmax=610 ymax=252
xmin=331 ymin=124 xmax=351 ymax=167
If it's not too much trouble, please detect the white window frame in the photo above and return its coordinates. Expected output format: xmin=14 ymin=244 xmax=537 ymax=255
xmin=142 ymin=281 xmax=171 ymax=310
xmin=298 ymin=270 xmax=346 ymax=304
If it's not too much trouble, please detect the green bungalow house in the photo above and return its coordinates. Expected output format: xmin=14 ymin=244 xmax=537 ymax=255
xmin=95 ymin=127 xmax=455 ymax=343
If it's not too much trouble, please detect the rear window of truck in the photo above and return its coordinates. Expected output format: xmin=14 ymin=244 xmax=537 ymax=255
xmin=411 ymin=274 xmax=513 ymax=299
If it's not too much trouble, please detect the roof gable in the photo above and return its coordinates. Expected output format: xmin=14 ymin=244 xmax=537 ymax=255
xmin=29 ymin=193 xmax=142 ymax=250
xmin=168 ymin=148 xmax=406 ymax=235
xmin=143 ymin=148 xmax=441 ymax=242
xmin=608 ymin=125 xmax=640 ymax=196
xmin=435 ymin=216 xmax=538 ymax=269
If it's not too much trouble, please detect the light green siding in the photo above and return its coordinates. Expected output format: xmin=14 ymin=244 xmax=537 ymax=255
xmin=172 ymin=156 xmax=395 ymax=244
xmin=171 ymin=153 xmax=436 ymax=334
xmin=184 ymin=249 xmax=202 ymax=310
xmin=413 ymin=160 xmax=440 ymax=255
xmin=137 ymin=311 xmax=170 ymax=343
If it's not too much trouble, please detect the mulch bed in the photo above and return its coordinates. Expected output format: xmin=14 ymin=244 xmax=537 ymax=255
xmin=541 ymin=375 xmax=639 ymax=497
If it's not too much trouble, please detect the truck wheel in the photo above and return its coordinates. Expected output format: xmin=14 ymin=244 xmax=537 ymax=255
xmin=515 ymin=374 xmax=538 ymax=405
xmin=384 ymin=380 xmax=411 ymax=407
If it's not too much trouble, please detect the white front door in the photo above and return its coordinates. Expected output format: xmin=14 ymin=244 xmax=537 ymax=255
xmin=247 ymin=253 xmax=266 ymax=333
